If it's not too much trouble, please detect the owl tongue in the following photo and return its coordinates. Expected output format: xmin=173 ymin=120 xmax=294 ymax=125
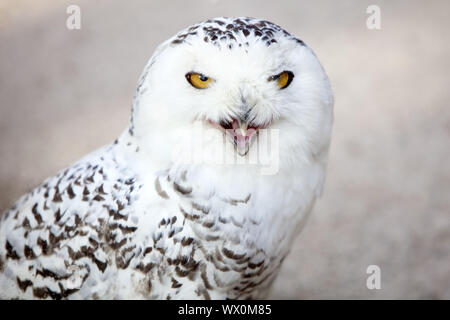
xmin=231 ymin=119 xmax=257 ymax=156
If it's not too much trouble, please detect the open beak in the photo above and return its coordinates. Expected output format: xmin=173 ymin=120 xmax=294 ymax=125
xmin=209 ymin=116 xmax=268 ymax=157
xmin=228 ymin=118 xmax=258 ymax=156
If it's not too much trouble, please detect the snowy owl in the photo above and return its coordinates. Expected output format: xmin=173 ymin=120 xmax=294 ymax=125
xmin=0 ymin=17 xmax=333 ymax=299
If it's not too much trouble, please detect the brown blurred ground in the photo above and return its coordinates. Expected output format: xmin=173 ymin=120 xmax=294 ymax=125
xmin=1 ymin=0 xmax=449 ymax=299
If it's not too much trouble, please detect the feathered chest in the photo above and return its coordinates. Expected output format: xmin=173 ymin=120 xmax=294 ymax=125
xmin=0 ymin=149 xmax=320 ymax=300
xmin=119 ymin=165 xmax=311 ymax=299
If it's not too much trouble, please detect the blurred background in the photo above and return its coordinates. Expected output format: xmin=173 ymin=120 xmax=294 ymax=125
xmin=0 ymin=0 xmax=449 ymax=299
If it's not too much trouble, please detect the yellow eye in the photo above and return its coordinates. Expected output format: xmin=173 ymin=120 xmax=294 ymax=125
xmin=185 ymin=72 xmax=214 ymax=89
xmin=269 ymin=71 xmax=294 ymax=89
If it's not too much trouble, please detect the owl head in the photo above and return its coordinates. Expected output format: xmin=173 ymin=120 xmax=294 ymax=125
xmin=129 ymin=17 xmax=333 ymax=174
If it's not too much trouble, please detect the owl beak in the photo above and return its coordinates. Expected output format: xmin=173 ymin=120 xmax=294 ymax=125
xmin=231 ymin=118 xmax=257 ymax=156
xmin=215 ymin=117 xmax=259 ymax=156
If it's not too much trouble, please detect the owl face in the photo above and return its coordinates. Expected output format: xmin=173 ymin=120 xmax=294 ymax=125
xmin=132 ymin=18 xmax=333 ymax=170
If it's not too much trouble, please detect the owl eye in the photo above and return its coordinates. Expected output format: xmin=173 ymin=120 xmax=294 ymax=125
xmin=269 ymin=71 xmax=294 ymax=89
xmin=185 ymin=72 xmax=214 ymax=89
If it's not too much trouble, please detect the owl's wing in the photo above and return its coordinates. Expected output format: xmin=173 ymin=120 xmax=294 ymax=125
xmin=0 ymin=145 xmax=141 ymax=299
